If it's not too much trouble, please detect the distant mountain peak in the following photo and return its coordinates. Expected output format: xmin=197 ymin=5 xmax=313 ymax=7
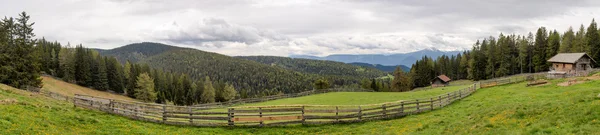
xmin=424 ymin=47 xmax=440 ymax=51
xmin=291 ymin=48 xmax=462 ymax=66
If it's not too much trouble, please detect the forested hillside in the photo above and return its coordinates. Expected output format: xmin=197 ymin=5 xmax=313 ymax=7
xmin=237 ymin=56 xmax=386 ymax=77
xmin=96 ymin=42 xmax=185 ymax=63
xmin=349 ymin=62 xmax=410 ymax=72
xmin=139 ymin=49 xmax=314 ymax=96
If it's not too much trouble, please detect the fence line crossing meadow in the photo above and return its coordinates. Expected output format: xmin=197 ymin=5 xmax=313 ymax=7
xmin=39 ymin=72 xmax=558 ymax=127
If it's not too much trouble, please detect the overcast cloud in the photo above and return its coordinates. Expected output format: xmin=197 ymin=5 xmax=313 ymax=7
xmin=2 ymin=0 xmax=600 ymax=56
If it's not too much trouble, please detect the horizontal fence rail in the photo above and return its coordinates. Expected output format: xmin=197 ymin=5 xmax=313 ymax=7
xmin=38 ymin=70 xmax=592 ymax=127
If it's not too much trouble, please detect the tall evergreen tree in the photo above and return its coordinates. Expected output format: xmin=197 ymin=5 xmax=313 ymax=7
xmin=201 ymin=76 xmax=216 ymax=103
xmin=533 ymin=27 xmax=548 ymax=72
xmin=573 ymin=24 xmax=587 ymax=53
xmin=134 ymin=73 xmax=157 ymax=102
xmin=92 ymin=54 xmax=109 ymax=90
xmin=0 ymin=12 xmax=42 ymax=89
xmin=586 ymin=19 xmax=600 ymax=66
xmin=106 ymin=57 xmax=124 ymax=93
xmin=560 ymin=27 xmax=575 ymax=53
xmin=547 ymin=30 xmax=561 ymax=68
xmin=391 ymin=66 xmax=411 ymax=92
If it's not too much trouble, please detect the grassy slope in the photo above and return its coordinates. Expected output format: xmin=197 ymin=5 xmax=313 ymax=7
xmin=40 ymin=76 xmax=135 ymax=101
xmin=238 ymin=84 xmax=469 ymax=106
xmin=2 ymin=79 xmax=600 ymax=134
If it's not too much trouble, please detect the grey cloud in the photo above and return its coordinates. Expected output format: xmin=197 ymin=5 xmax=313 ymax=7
xmin=153 ymin=18 xmax=288 ymax=47
xmin=3 ymin=0 xmax=599 ymax=56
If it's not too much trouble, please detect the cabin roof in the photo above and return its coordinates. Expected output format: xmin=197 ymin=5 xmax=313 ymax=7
xmin=433 ymin=75 xmax=451 ymax=82
xmin=547 ymin=53 xmax=596 ymax=64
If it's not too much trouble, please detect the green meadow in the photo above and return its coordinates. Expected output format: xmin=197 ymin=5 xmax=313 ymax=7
xmin=1 ymin=78 xmax=600 ymax=134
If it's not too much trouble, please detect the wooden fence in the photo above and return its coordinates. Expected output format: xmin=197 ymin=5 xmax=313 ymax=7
xmin=67 ymin=84 xmax=484 ymax=127
xmin=63 ymin=75 xmax=532 ymax=127
xmin=36 ymin=72 xmax=560 ymax=127
xmin=40 ymin=90 xmax=73 ymax=102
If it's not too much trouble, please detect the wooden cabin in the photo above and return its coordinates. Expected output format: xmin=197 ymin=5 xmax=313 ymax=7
xmin=547 ymin=53 xmax=596 ymax=77
xmin=431 ymin=75 xmax=451 ymax=88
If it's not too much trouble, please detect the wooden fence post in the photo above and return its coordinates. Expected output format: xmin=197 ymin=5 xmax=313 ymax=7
xmin=438 ymin=96 xmax=442 ymax=108
xmin=134 ymin=104 xmax=139 ymax=119
xmin=416 ymin=99 xmax=420 ymax=112
xmin=335 ymin=106 xmax=339 ymax=122
xmin=382 ymin=104 xmax=387 ymax=117
xmin=259 ymin=107 xmax=263 ymax=127
xmin=162 ymin=105 xmax=167 ymax=123
xmin=228 ymin=108 xmax=234 ymax=126
xmin=189 ymin=107 xmax=193 ymax=124
xmin=73 ymin=94 xmax=78 ymax=108
xmin=302 ymin=106 xmax=306 ymax=125
xmin=400 ymin=102 xmax=404 ymax=115
xmin=430 ymin=98 xmax=433 ymax=110
xmin=109 ymin=99 xmax=114 ymax=113
xmin=358 ymin=106 xmax=362 ymax=121
xmin=447 ymin=93 xmax=450 ymax=105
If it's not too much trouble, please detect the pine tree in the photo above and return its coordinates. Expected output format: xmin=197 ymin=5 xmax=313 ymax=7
xmin=0 ymin=12 xmax=42 ymax=89
xmin=560 ymin=27 xmax=575 ymax=53
xmin=360 ymin=79 xmax=371 ymax=90
xmin=181 ymin=74 xmax=193 ymax=105
xmin=314 ymin=78 xmax=330 ymax=90
xmin=486 ymin=37 xmax=499 ymax=79
xmin=58 ymin=45 xmax=75 ymax=82
xmin=547 ymin=30 xmax=561 ymax=68
xmin=533 ymin=27 xmax=548 ymax=72
xmin=92 ymin=54 xmax=109 ymax=90
xmin=586 ymin=19 xmax=600 ymax=66
xmin=370 ymin=78 xmax=378 ymax=91
xmin=106 ymin=57 xmax=124 ymax=93
xmin=221 ymin=83 xmax=237 ymax=102
xmin=134 ymin=73 xmax=157 ymax=102
xmin=201 ymin=76 xmax=216 ymax=103
xmin=573 ymin=24 xmax=587 ymax=53
xmin=391 ymin=66 xmax=411 ymax=92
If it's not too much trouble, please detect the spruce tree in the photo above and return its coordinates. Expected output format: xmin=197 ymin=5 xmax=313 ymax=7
xmin=391 ymin=66 xmax=411 ymax=92
xmin=134 ymin=73 xmax=157 ymax=102
xmin=586 ymin=19 xmax=600 ymax=66
xmin=92 ymin=54 xmax=109 ymax=90
xmin=106 ymin=57 xmax=124 ymax=93
xmin=0 ymin=12 xmax=42 ymax=89
xmin=533 ymin=27 xmax=548 ymax=72
xmin=560 ymin=27 xmax=575 ymax=53
xmin=201 ymin=76 xmax=216 ymax=103
xmin=221 ymin=83 xmax=237 ymax=102
xmin=314 ymin=78 xmax=330 ymax=90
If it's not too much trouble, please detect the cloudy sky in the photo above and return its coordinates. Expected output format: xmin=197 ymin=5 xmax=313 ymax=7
xmin=2 ymin=0 xmax=600 ymax=56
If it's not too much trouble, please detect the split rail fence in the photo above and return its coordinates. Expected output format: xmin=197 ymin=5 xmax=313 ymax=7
xmin=41 ymin=73 xmax=548 ymax=127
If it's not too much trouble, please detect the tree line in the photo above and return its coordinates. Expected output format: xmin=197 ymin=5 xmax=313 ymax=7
xmin=37 ymin=42 xmax=238 ymax=105
xmin=1 ymin=12 xmax=238 ymax=105
xmin=390 ymin=19 xmax=600 ymax=89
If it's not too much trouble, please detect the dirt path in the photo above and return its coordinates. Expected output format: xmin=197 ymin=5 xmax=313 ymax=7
xmin=41 ymin=76 xmax=136 ymax=101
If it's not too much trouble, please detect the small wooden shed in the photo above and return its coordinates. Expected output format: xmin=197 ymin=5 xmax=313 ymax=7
xmin=431 ymin=75 xmax=451 ymax=88
xmin=547 ymin=53 xmax=596 ymax=77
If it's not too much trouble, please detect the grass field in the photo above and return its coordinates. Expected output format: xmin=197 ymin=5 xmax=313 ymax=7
xmin=2 ymin=78 xmax=600 ymax=134
xmin=40 ymin=76 xmax=135 ymax=101
xmin=238 ymin=84 xmax=470 ymax=106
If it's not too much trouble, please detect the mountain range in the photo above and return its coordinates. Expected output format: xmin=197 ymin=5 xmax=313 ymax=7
xmin=290 ymin=48 xmax=463 ymax=67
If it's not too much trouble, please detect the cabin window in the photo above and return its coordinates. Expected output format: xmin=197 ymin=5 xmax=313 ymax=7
xmin=563 ymin=64 xmax=565 ymax=68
